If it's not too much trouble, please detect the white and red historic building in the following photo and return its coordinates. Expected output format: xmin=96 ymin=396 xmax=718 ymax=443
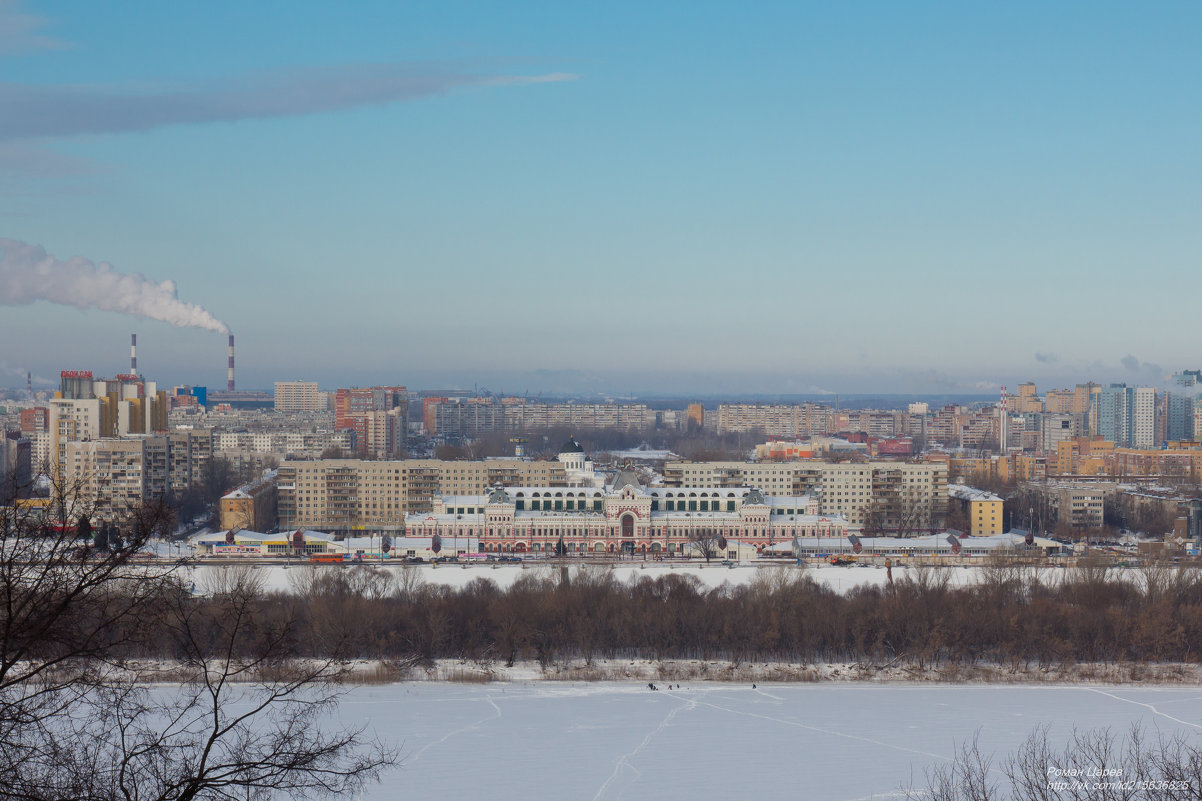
xmin=404 ymin=470 xmax=847 ymax=555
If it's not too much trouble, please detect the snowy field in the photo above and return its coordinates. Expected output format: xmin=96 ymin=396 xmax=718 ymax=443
xmin=332 ymin=683 xmax=1202 ymax=801
xmin=188 ymin=561 xmax=992 ymax=595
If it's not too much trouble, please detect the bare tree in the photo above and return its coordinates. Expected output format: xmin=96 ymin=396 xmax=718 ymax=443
xmin=686 ymin=527 xmax=722 ymax=562
xmin=909 ymin=724 xmax=1202 ymax=801
xmin=0 ymin=469 xmax=395 ymax=800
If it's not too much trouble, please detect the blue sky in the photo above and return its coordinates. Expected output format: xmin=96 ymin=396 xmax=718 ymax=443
xmin=1 ymin=1 xmax=1200 ymax=395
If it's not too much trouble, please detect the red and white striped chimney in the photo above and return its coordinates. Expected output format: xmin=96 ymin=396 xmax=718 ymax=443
xmin=227 ymin=334 xmax=235 ymax=391
xmin=130 ymin=333 xmax=137 ymax=376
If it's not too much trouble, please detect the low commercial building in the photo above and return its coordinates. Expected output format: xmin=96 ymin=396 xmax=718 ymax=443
xmin=192 ymin=528 xmax=335 ymax=557
xmin=764 ymin=532 xmax=1063 ymax=560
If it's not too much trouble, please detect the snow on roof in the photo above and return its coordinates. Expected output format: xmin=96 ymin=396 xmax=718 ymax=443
xmin=764 ymin=532 xmax=1061 ymax=553
xmin=765 ymin=495 xmax=816 ymax=507
xmin=193 ymin=528 xmax=333 ymax=545
xmin=947 ymin=484 xmax=1002 ymax=502
xmin=219 ymin=469 xmax=279 ymax=501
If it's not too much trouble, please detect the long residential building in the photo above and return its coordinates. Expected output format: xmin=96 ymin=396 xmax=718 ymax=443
xmin=664 ymin=459 xmax=948 ymax=533
xmin=714 ymin=403 xmax=834 ymax=437
xmin=421 ymin=396 xmax=678 ymax=436
xmin=277 ymin=457 xmax=570 ymax=534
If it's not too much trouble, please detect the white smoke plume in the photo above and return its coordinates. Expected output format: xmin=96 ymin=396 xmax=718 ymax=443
xmin=0 ymin=238 xmax=229 ymax=334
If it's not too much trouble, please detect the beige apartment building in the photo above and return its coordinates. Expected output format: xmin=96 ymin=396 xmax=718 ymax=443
xmin=274 ymin=381 xmax=323 ymax=412
xmin=167 ymin=429 xmax=213 ymax=494
xmin=1052 ymin=484 xmax=1106 ymax=529
xmin=277 ymin=457 xmax=569 ymax=534
xmin=58 ymin=431 xmax=213 ymax=522
xmin=63 ymin=437 xmax=169 ymax=522
xmin=664 ymin=459 xmax=948 ymax=533
xmin=714 ymin=404 xmax=834 ymax=437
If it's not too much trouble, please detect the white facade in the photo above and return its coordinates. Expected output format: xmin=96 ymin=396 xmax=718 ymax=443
xmin=1132 ymin=387 xmax=1156 ymax=449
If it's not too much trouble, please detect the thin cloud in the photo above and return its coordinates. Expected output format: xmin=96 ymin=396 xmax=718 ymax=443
xmin=0 ymin=64 xmax=578 ymax=142
xmin=0 ymin=0 xmax=67 ymax=55
xmin=1034 ymin=352 xmax=1057 ymax=364
xmin=0 ymin=143 xmax=96 ymax=178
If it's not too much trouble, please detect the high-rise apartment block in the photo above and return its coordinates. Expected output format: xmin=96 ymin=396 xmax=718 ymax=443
xmin=274 ymin=381 xmax=323 ymax=412
xmin=1091 ymin=384 xmax=1156 ymax=449
xmin=1014 ymin=382 xmax=1043 ymax=413
xmin=47 ymin=371 xmax=170 ymax=477
xmin=335 ymin=386 xmax=408 ymax=457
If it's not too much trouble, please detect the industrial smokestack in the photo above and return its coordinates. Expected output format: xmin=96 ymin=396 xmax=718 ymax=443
xmin=227 ymin=334 xmax=235 ymax=391
xmin=130 ymin=333 xmax=137 ymax=376
xmin=27 ymin=372 xmax=32 ymax=400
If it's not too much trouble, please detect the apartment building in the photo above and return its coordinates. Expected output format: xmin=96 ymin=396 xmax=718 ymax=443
xmin=335 ymin=386 xmax=408 ymax=457
xmin=1044 ymin=389 xmax=1074 ymax=414
xmin=277 ymin=457 xmax=569 ymax=535
xmin=663 ymin=459 xmax=947 ymax=533
xmin=1053 ymin=484 xmax=1106 ymax=529
xmin=714 ymin=403 xmax=833 ymax=437
xmin=1013 ymin=382 xmax=1043 ymax=414
xmin=1041 ymin=412 xmax=1084 ymax=453
xmin=213 ymin=429 xmax=352 ymax=459
xmin=48 ymin=373 xmax=171 ymax=477
xmin=1090 ymin=384 xmax=1156 ymax=449
xmin=166 ymin=429 xmax=213 ymax=494
xmin=0 ymin=432 xmax=32 ymax=504
xmin=63 ymin=437 xmax=170 ymax=522
xmin=274 ymin=381 xmax=323 ymax=412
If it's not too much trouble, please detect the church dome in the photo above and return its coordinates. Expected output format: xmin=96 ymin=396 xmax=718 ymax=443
xmin=558 ymin=437 xmax=585 ymax=454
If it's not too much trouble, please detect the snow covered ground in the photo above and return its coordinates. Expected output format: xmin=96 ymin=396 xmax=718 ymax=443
xmin=334 ymin=683 xmax=1202 ymax=801
xmin=187 ymin=561 xmax=990 ymax=595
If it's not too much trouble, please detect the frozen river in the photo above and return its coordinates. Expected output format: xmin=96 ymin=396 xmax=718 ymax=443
xmin=336 ymin=682 xmax=1202 ymax=800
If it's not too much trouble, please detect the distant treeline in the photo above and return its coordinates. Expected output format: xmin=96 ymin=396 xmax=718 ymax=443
xmin=148 ymin=561 xmax=1202 ymax=671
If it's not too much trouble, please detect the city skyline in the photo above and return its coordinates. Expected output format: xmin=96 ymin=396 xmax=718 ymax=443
xmin=3 ymin=2 xmax=1201 ymax=393
xmin=2 ymin=352 xmax=1198 ymax=399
